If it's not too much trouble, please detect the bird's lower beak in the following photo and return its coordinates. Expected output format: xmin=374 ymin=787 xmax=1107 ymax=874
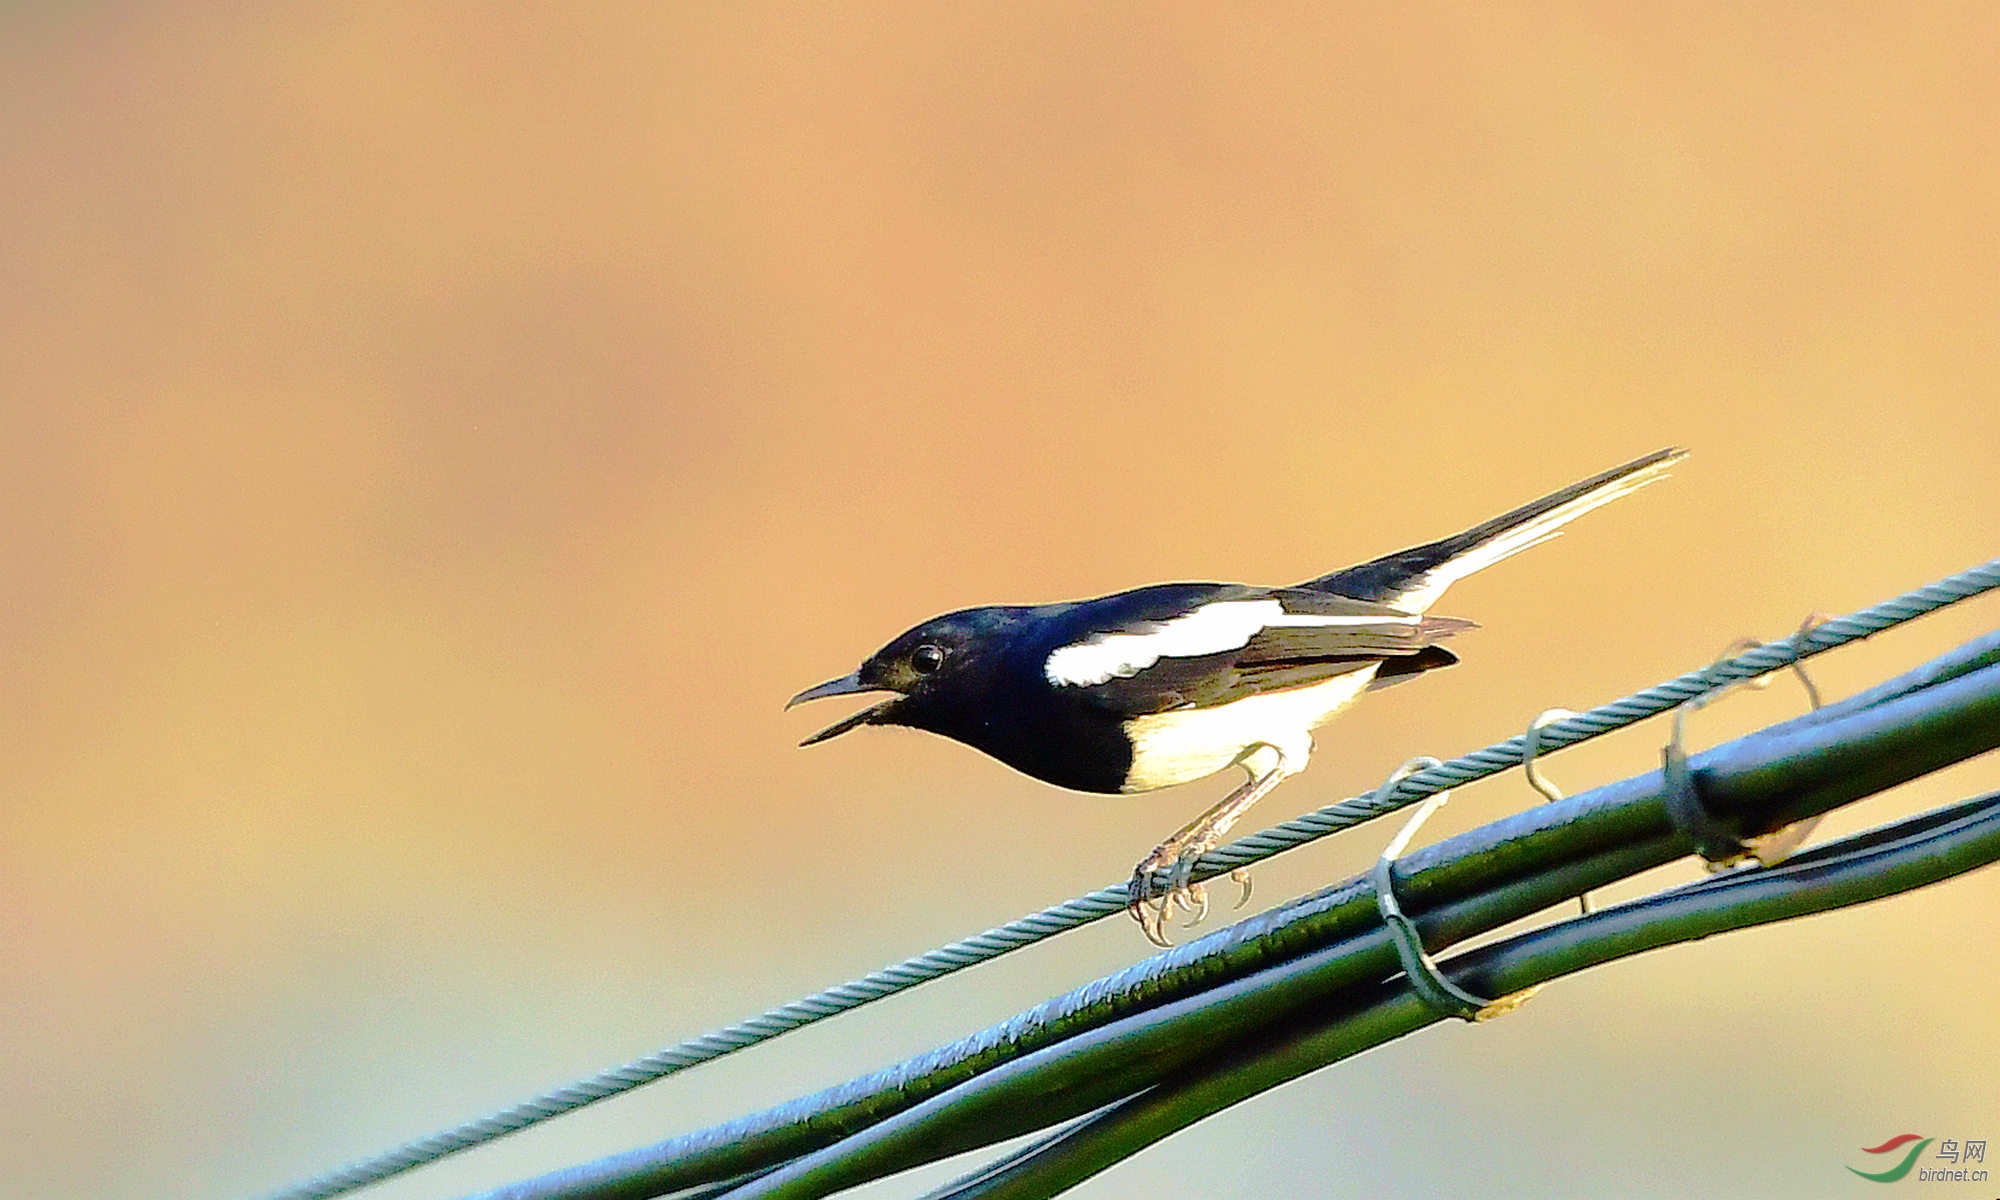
xmin=787 ymin=672 xmax=902 ymax=746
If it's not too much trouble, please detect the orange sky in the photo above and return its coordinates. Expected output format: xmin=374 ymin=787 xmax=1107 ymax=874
xmin=3 ymin=6 xmax=1997 ymax=1199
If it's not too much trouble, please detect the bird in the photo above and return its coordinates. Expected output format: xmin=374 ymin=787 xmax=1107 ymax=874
xmin=789 ymin=448 xmax=1687 ymax=945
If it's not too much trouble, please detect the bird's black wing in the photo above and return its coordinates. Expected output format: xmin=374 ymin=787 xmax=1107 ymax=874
xmin=1048 ymin=587 xmax=1472 ymax=718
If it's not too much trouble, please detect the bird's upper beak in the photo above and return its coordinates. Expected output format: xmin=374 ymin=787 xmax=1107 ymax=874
xmin=786 ymin=672 xmax=902 ymax=746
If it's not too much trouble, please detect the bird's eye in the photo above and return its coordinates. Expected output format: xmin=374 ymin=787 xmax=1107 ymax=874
xmin=911 ymin=644 xmax=946 ymax=675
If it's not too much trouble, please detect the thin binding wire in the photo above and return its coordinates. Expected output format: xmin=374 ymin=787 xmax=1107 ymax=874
xmin=259 ymin=556 xmax=2000 ymax=1200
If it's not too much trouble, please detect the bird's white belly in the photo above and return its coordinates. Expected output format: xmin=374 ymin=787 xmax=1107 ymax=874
xmin=1118 ymin=667 xmax=1378 ymax=793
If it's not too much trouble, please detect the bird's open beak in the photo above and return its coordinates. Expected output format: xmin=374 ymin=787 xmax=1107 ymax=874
xmin=786 ymin=672 xmax=901 ymax=746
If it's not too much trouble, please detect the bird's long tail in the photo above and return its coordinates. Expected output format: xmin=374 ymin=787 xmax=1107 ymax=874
xmin=1303 ymin=446 xmax=1687 ymax=612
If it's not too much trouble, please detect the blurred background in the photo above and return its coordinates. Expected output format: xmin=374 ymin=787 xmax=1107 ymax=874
xmin=4 ymin=5 xmax=1997 ymax=1199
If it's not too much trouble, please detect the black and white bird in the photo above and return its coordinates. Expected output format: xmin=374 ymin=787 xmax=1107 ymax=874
xmin=790 ymin=448 xmax=1686 ymax=945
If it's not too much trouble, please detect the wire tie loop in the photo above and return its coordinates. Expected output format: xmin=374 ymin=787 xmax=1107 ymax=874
xmin=1522 ymin=707 xmax=1593 ymax=914
xmin=1371 ymin=757 xmax=1502 ymax=1021
xmin=1521 ymin=707 xmax=1578 ymax=805
xmin=1663 ymin=616 xmax=1830 ymax=867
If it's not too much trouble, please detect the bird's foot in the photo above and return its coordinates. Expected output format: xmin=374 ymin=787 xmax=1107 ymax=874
xmin=1126 ymin=760 xmax=1289 ymax=946
xmin=1126 ymin=835 xmax=1253 ymax=947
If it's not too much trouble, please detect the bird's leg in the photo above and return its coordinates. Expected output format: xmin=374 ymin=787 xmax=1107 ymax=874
xmin=1128 ymin=748 xmax=1295 ymax=946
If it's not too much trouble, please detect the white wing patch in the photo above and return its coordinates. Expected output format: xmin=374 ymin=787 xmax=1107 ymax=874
xmin=1043 ymin=599 xmax=1416 ymax=688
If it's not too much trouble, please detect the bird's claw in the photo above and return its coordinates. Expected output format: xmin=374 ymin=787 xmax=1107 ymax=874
xmin=1126 ymin=865 xmax=1177 ymax=947
xmin=1126 ymin=839 xmax=1253 ymax=946
xmin=1180 ymin=881 xmax=1209 ymax=924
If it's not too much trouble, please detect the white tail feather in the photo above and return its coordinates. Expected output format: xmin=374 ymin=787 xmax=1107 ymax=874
xmin=1388 ymin=456 xmax=1679 ymax=614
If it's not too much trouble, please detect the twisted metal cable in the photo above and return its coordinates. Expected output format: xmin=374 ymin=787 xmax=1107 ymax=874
xmin=260 ymin=557 xmax=2000 ymax=1200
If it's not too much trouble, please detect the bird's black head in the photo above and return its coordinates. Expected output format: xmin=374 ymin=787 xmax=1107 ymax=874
xmin=787 ymin=606 xmax=1030 ymax=746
